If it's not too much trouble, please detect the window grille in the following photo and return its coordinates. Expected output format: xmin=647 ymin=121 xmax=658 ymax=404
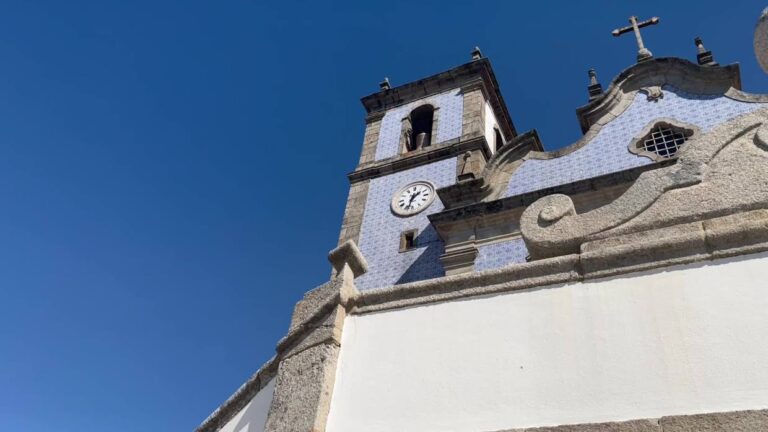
xmin=639 ymin=125 xmax=691 ymax=159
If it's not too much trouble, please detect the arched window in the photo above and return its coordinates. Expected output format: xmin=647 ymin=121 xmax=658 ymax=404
xmin=405 ymin=105 xmax=434 ymax=152
xmin=494 ymin=128 xmax=504 ymax=152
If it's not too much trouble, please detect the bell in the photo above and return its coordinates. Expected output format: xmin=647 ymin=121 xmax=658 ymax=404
xmin=415 ymin=132 xmax=431 ymax=148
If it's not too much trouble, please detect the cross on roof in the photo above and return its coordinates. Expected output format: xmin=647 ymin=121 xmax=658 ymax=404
xmin=612 ymin=16 xmax=660 ymax=62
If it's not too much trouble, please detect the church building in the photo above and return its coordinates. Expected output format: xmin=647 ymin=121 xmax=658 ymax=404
xmin=197 ymin=15 xmax=768 ymax=432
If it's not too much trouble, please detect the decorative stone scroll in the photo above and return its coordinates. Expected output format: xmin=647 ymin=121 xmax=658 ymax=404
xmin=521 ymin=108 xmax=768 ymax=259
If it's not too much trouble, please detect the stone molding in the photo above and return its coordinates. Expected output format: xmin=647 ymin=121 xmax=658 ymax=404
xmin=490 ymin=408 xmax=768 ymax=432
xmin=449 ymin=59 xmax=759 ymax=206
xmin=196 ymin=358 xmax=279 ymax=432
xmin=520 ymin=108 xmax=768 ymax=259
xmin=575 ymin=58 xmax=741 ymax=134
xmin=430 ymin=162 xmax=666 ymax=226
xmin=348 ymin=135 xmax=491 ymax=182
xmin=439 ymin=245 xmax=479 ymax=276
xmin=200 ymin=210 xmax=768 ymax=430
xmin=474 ymin=129 xmax=544 ymax=202
xmin=725 ymin=87 xmax=768 ymax=103
xmin=198 ymin=241 xmax=367 ymax=432
xmin=352 ymin=209 xmax=768 ymax=315
xmin=328 ymin=240 xmax=368 ymax=279
xmin=336 ymin=179 xmax=370 ymax=246
xmin=360 ymin=58 xmax=516 ymax=141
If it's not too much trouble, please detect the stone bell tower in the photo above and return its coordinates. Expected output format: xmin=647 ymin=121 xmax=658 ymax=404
xmin=336 ymin=48 xmax=529 ymax=291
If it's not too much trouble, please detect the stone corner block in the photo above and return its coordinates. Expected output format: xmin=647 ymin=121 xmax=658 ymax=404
xmin=328 ymin=240 xmax=368 ymax=278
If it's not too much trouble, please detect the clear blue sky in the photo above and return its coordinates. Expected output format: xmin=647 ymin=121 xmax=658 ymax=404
xmin=1 ymin=1 xmax=765 ymax=430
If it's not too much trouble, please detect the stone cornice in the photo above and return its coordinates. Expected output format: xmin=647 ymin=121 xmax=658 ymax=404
xmin=575 ymin=58 xmax=742 ymax=134
xmin=347 ymin=136 xmax=490 ymax=182
xmin=435 ymin=130 xmax=544 ymax=207
xmin=429 ymin=161 xmax=670 ymax=226
xmin=353 ymin=209 xmax=768 ymax=315
xmin=197 ymin=241 xmax=368 ymax=432
xmin=726 ymin=87 xmax=768 ymax=103
xmin=196 ymin=357 xmax=278 ymax=432
xmin=492 ymin=408 xmax=768 ymax=432
xmin=360 ymin=58 xmax=517 ymax=141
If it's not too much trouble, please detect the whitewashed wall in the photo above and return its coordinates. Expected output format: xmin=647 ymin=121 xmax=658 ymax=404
xmin=326 ymin=253 xmax=768 ymax=432
xmin=484 ymin=102 xmax=501 ymax=152
xmin=219 ymin=379 xmax=275 ymax=432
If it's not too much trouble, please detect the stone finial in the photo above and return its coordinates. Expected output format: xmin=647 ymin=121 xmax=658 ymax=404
xmin=694 ymin=37 xmax=718 ymax=66
xmin=328 ymin=239 xmax=368 ymax=279
xmin=379 ymin=77 xmax=391 ymax=91
xmin=587 ymin=69 xmax=604 ymax=101
xmin=471 ymin=46 xmax=483 ymax=60
xmin=755 ymin=7 xmax=768 ymax=74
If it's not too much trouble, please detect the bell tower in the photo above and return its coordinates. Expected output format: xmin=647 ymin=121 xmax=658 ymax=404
xmin=337 ymin=49 xmax=518 ymax=291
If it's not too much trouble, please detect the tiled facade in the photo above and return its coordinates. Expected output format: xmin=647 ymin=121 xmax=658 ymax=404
xmin=355 ymin=158 xmax=457 ymax=291
xmin=374 ymin=89 xmax=464 ymax=161
xmin=504 ymin=86 xmax=768 ymax=197
xmin=356 ymin=87 xmax=768 ymax=290
xmin=474 ymin=238 xmax=529 ymax=272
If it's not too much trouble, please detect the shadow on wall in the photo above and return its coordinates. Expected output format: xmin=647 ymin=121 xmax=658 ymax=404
xmin=230 ymin=380 xmax=276 ymax=432
xmin=396 ymin=225 xmax=445 ymax=284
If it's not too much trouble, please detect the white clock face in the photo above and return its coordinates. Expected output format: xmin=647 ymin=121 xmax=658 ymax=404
xmin=391 ymin=181 xmax=436 ymax=216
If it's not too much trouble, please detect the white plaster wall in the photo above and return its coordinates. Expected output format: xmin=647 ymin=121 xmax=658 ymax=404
xmin=326 ymin=253 xmax=768 ymax=432
xmin=218 ymin=379 xmax=275 ymax=432
xmin=484 ymin=102 xmax=501 ymax=153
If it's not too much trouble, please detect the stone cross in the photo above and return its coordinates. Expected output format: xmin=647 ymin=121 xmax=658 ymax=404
xmin=612 ymin=15 xmax=660 ymax=62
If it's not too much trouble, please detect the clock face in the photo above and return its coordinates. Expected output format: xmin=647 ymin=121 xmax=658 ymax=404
xmin=391 ymin=181 xmax=436 ymax=216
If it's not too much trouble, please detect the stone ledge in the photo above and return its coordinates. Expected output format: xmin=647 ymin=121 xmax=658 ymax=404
xmin=348 ymin=136 xmax=490 ymax=182
xmin=354 ymin=254 xmax=581 ymax=314
xmin=429 ymin=161 xmax=669 ymax=226
xmin=489 ymin=408 xmax=768 ymax=432
xmin=355 ymin=209 xmax=768 ymax=315
xmin=198 ymin=240 xmax=367 ymax=432
xmin=195 ymin=358 xmax=279 ymax=432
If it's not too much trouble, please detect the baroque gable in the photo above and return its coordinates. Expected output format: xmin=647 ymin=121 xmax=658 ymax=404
xmin=430 ymin=58 xmax=768 ymax=275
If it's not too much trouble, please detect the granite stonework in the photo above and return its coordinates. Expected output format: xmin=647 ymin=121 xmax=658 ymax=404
xmin=263 ymin=343 xmax=340 ymax=432
xmin=491 ymin=409 xmax=768 ymax=432
xmin=521 ymin=108 xmax=768 ymax=260
xmin=474 ymin=238 xmax=529 ymax=271
xmin=355 ymin=157 xmax=457 ymax=291
xmin=374 ymin=88 xmax=464 ymax=161
xmin=504 ymin=86 xmax=767 ymax=198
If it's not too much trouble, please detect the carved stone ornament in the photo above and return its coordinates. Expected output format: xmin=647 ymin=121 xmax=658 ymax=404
xmin=521 ymin=108 xmax=768 ymax=259
xmin=639 ymin=85 xmax=664 ymax=101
